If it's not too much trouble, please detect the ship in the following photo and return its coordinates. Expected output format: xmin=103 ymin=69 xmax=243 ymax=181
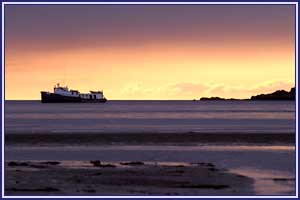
xmin=41 ymin=83 xmax=107 ymax=103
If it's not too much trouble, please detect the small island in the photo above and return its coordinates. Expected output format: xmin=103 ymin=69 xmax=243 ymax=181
xmin=200 ymin=87 xmax=295 ymax=101
xmin=250 ymin=87 xmax=295 ymax=100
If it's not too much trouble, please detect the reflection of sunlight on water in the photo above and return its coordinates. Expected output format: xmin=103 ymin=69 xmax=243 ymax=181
xmin=9 ymin=145 xmax=295 ymax=152
xmin=6 ymin=144 xmax=295 ymax=195
xmin=230 ymin=168 xmax=295 ymax=195
xmin=199 ymin=145 xmax=295 ymax=151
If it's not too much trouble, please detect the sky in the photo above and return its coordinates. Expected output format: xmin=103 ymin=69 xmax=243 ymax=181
xmin=5 ymin=4 xmax=295 ymax=100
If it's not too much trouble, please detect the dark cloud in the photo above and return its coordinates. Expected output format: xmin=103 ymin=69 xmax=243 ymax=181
xmin=5 ymin=4 xmax=295 ymax=52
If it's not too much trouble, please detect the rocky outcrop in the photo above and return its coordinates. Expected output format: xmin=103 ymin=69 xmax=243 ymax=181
xmin=250 ymin=87 xmax=295 ymax=101
xmin=199 ymin=87 xmax=295 ymax=101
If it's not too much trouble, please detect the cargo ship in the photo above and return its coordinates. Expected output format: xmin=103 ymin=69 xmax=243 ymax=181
xmin=41 ymin=83 xmax=107 ymax=103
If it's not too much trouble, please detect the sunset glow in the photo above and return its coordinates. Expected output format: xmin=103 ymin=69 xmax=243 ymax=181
xmin=5 ymin=5 xmax=295 ymax=100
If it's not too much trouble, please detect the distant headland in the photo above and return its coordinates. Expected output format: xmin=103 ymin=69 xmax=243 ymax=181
xmin=200 ymin=87 xmax=295 ymax=101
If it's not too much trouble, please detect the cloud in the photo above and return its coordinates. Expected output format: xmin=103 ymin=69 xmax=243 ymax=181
xmin=166 ymin=83 xmax=209 ymax=95
xmin=120 ymin=82 xmax=158 ymax=97
xmin=248 ymin=81 xmax=294 ymax=94
xmin=204 ymin=81 xmax=294 ymax=98
xmin=120 ymin=82 xmax=208 ymax=98
xmin=120 ymin=81 xmax=294 ymax=99
xmin=6 ymin=5 xmax=294 ymax=53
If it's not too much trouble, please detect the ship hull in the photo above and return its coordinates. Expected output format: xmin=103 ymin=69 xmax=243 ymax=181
xmin=41 ymin=92 xmax=107 ymax=103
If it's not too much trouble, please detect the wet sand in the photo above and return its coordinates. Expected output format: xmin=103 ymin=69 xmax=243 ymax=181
xmin=5 ymin=160 xmax=254 ymax=196
xmin=5 ymin=132 xmax=295 ymax=146
xmin=4 ymin=100 xmax=295 ymax=196
xmin=4 ymin=132 xmax=295 ymax=196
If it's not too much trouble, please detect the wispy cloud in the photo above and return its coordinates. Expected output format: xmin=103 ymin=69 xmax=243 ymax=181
xmin=120 ymin=81 xmax=294 ymax=99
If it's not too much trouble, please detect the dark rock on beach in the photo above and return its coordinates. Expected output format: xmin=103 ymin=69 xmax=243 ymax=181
xmin=40 ymin=161 xmax=60 ymax=165
xmin=5 ymin=160 xmax=254 ymax=195
xmin=90 ymin=160 xmax=116 ymax=168
xmin=120 ymin=161 xmax=145 ymax=166
xmin=8 ymin=161 xmax=29 ymax=167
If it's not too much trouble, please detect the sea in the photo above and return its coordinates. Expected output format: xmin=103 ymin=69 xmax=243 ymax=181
xmin=4 ymin=100 xmax=297 ymax=195
xmin=5 ymin=100 xmax=295 ymax=134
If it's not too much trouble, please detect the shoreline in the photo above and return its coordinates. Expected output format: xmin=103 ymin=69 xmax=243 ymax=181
xmin=5 ymin=131 xmax=296 ymax=196
xmin=5 ymin=141 xmax=295 ymax=195
xmin=5 ymin=160 xmax=254 ymax=195
xmin=5 ymin=132 xmax=295 ymax=146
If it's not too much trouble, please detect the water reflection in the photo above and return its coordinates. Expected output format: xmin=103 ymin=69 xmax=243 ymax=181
xmin=230 ymin=167 xmax=295 ymax=195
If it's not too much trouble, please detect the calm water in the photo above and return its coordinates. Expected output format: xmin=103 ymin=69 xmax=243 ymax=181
xmin=5 ymin=100 xmax=296 ymax=195
xmin=5 ymin=100 xmax=295 ymax=134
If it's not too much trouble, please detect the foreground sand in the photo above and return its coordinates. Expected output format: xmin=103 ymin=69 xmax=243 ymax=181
xmin=5 ymin=160 xmax=254 ymax=196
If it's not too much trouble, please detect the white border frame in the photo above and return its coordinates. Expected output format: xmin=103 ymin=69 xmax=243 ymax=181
xmin=1 ymin=2 xmax=298 ymax=199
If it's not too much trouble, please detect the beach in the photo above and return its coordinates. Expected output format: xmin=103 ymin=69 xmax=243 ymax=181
xmin=5 ymin=160 xmax=254 ymax=195
xmin=5 ymin=132 xmax=295 ymax=196
xmin=5 ymin=3 xmax=297 ymax=197
xmin=4 ymin=100 xmax=296 ymax=196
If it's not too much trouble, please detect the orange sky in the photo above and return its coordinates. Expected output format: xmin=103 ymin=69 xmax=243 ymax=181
xmin=5 ymin=5 xmax=295 ymax=100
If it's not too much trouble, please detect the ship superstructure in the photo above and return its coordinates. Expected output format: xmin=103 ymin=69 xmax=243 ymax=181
xmin=41 ymin=83 xmax=107 ymax=103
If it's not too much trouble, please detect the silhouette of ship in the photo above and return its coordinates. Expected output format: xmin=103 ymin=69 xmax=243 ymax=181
xmin=41 ymin=83 xmax=107 ymax=103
